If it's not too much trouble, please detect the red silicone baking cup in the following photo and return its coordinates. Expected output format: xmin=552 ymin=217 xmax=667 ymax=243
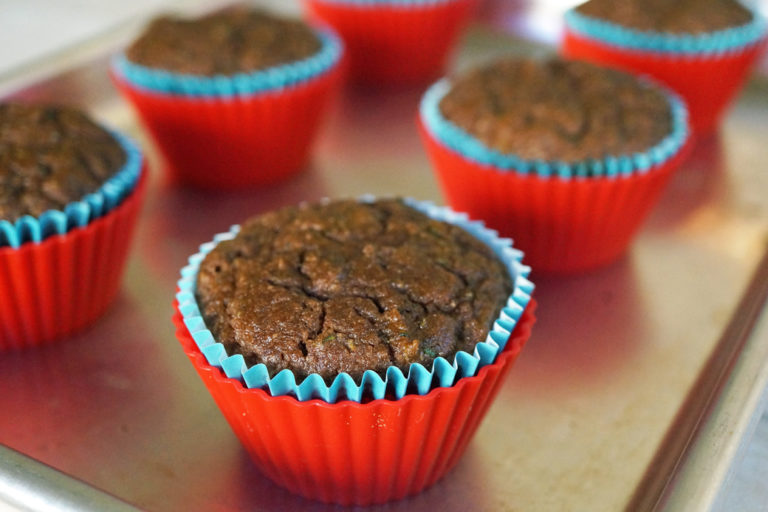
xmin=111 ymin=64 xmax=342 ymax=189
xmin=562 ymin=29 xmax=768 ymax=134
xmin=419 ymin=121 xmax=694 ymax=274
xmin=0 ymin=168 xmax=147 ymax=350
xmin=303 ymin=0 xmax=478 ymax=86
xmin=173 ymin=299 xmax=536 ymax=506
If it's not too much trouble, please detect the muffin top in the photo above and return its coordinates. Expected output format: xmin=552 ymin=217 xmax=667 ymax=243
xmin=574 ymin=0 xmax=753 ymax=34
xmin=125 ymin=7 xmax=322 ymax=75
xmin=0 ymin=103 xmax=126 ymax=222
xmin=196 ymin=199 xmax=513 ymax=381
xmin=439 ymin=58 xmax=672 ymax=162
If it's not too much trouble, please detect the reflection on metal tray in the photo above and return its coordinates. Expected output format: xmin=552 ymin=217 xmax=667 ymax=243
xmin=1 ymin=1 xmax=768 ymax=511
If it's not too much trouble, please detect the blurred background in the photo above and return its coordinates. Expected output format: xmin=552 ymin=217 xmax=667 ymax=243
xmin=2 ymin=0 xmax=767 ymax=87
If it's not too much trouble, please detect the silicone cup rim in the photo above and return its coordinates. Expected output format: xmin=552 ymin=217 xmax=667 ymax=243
xmin=111 ymin=28 xmax=343 ymax=98
xmin=175 ymin=298 xmax=537 ymax=408
xmin=175 ymin=196 xmax=534 ymax=404
xmin=419 ymin=74 xmax=690 ymax=179
xmin=563 ymin=7 xmax=767 ymax=55
xmin=0 ymin=131 xmax=144 ymax=249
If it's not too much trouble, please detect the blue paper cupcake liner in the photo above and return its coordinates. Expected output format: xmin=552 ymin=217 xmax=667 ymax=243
xmin=112 ymin=28 xmax=343 ymax=97
xmin=419 ymin=77 xmax=689 ymax=179
xmin=564 ymin=7 xmax=767 ymax=55
xmin=0 ymin=131 xmax=143 ymax=249
xmin=176 ymin=197 xmax=534 ymax=404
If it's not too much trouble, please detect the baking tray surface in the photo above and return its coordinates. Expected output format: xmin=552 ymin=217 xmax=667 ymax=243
xmin=2 ymin=3 xmax=768 ymax=511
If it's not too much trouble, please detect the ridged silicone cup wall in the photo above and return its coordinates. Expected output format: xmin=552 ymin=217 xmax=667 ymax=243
xmin=172 ymin=197 xmax=536 ymax=505
xmin=172 ymin=297 xmax=537 ymax=505
xmin=418 ymin=71 xmax=694 ymax=273
xmin=302 ymin=0 xmax=478 ymax=85
xmin=110 ymin=28 xmax=344 ymax=189
xmin=0 ymin=133 xmax=146 ymax=349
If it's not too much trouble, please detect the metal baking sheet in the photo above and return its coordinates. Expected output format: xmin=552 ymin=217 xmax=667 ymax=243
xmin=2 ymin=1 xmax=768 ymax=510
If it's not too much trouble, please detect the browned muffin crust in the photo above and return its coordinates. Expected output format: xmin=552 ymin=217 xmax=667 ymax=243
xmin=0 ymin=103 xmax=126 ymax=222
xmin=196 ymin=199 xmax=513 ymax=381
xmin=125 ymin=6 xmax=322 ymax=75
xmin=575 ymin=0 xmax=753 ymax=34
xmin=439 ymin=58 xmax=672 ymax=162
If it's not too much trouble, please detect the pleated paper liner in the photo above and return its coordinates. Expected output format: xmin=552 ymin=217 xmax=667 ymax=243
xmin=110 ymin=29 xmax=344 ymax=189
xmin=173 ymin=298 xmax=536 ymax=505
xmin=176 ymin=197 xmax=533 ymax=402
xmin=420 ymin=79 xmax=689 ymax=179
xmin=0 ymin=167 xmax=147 ymax=350
xmin=561 ymin=9 xmax=768 ymax=135
xmin=303 ymin=0 xmax=478 ymax=86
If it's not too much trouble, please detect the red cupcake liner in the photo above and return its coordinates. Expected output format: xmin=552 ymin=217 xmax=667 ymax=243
xmin=173 ymin=299 xmax=536 ymax=506
xmin=0 ymin=168 xmax=147 ymax=350
xmin=562 ymin=29 xmax=768 ymax=134
xmin=419 ymin=120 xmax=694 ymax=274
xmin=111 ymin=64 xmax=343 ymax=189
xmin=303 ymin=0 xmax=478 ymax=86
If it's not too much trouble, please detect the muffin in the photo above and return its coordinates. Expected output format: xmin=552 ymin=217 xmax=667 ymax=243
xmin=419 ymin=57 xmax=692 ymax=273
xmin=303 ymin=0 xmax=478 ymax=86
xmin=174 ymin=197 xmax=535 ymax=503
xmin=111 ymin=6 xmax=344 ymax=188
xmin=0 ymin=103 xmax=145 ymax=349
xmin=562 ymin=0 xmax=767 ymax=134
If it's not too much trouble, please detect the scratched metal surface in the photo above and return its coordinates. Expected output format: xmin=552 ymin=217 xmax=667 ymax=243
xmin=1 ymin=1 xmax=768 ymax=511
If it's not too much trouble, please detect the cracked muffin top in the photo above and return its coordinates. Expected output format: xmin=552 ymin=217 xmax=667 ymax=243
xmin=574 ymin=0 xmax=754 ymax=34
xmin=438 ymin=57 xmax=672 ymax=162
xmin=195 ymin=199 xmax=513 ymax=381
xmin=0 ymin=103 xmax=126 ymax=222
xmin=125 ymin=6 xmax=322 ymax=75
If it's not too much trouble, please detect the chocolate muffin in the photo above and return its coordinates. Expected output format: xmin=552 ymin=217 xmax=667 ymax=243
xmin=574 ymin=0 xmax=754 ymax=34
xmin=438 ymin=57 xmax=672 ymax=162
xmin=0 ymin=103 xmax=127 ymax=222
xmin=195 ymin=199 xmax=513 ymax=381
xmin=125 ymin=6 xmax=322 ymax=76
